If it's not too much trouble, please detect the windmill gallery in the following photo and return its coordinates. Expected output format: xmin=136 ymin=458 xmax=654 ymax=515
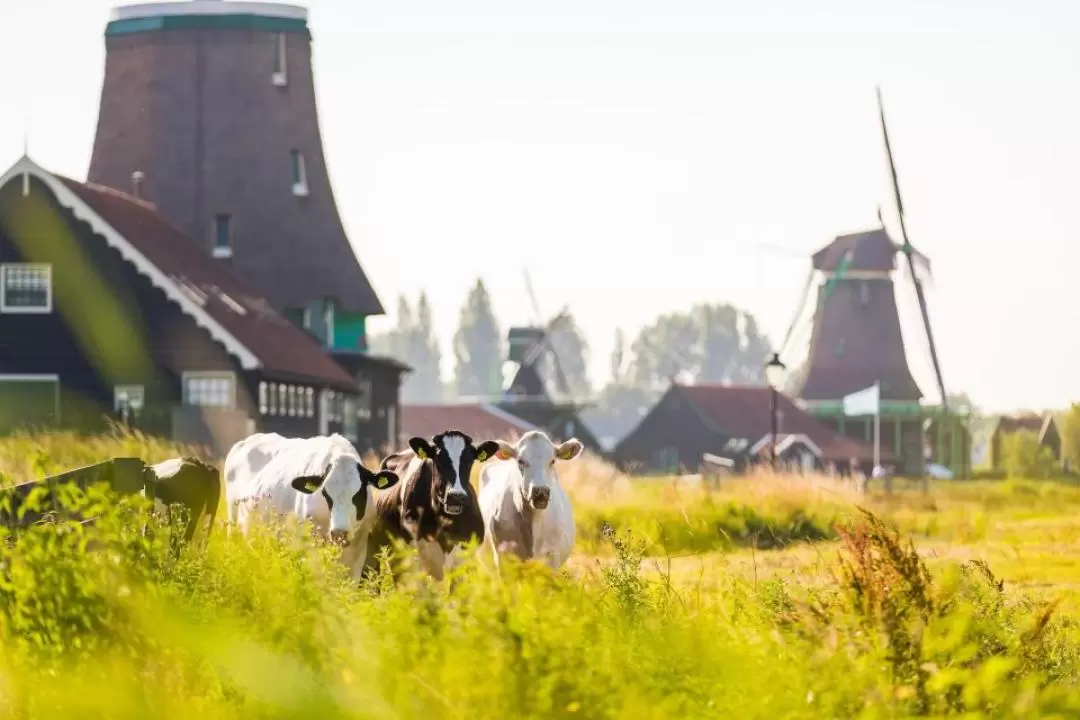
xmin=0 ymin=0 xmax=968 ymax=480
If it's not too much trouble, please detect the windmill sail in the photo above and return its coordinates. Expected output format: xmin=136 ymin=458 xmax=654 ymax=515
xmin=877 ymin=87 xmax=948 ymax=411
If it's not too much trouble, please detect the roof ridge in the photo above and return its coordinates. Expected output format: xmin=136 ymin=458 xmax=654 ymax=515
xmin=61 ymin=176 xmax=160 ymax=212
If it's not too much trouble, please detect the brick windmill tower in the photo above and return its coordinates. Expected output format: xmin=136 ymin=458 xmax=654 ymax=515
xmin=88 ymin=0 xmax=384 ymax=351
xmin=782 ymin=89 xmax=968 ymax=476
xmin=86 ymin=0 xmax=406 ymax=436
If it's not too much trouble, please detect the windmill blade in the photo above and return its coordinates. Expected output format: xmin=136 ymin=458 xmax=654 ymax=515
xmin=778 ymin=266 xmax=816 ymax=360
xmin=877 ymin=86 xmax=948 ymax=411
xmin=522 ymin=268 xmax=544 ymax=325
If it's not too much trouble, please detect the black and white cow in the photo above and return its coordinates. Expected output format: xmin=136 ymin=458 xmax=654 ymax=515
xmin=364 ymin=430 xmax=499 ymax=580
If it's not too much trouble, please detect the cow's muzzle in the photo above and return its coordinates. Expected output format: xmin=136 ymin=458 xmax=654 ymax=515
xmin=329 ymin=529 xmax=350 ymax=547
xmin=444 ymin=492 xmax=467 ymax=516
xmin=529 ymin=486 xmax=551 ymax=510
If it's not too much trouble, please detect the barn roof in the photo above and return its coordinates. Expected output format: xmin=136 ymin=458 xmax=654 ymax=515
xmin=401 ymin=404 xmax=539 ymax=444
xmin=0 ymin=156 xmax=356 ymax=388
xmin=675 ymin=383 xmax=878 ymax=462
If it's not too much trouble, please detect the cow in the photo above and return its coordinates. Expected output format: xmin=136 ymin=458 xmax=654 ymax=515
xmin=364 ymin=430 xmax=499 ymax=581
xmin=223 ymin=432 xmax=400 ymax=578
xmin=478 ymin=430 xmax=584 ymax=571
xmin=145 ymin=456 xmax=221 ymax=551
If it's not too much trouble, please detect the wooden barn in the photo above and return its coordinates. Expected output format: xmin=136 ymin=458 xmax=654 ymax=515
xmin=0 ymin=156 xmax=400 ymax=456
xmin=612 ymin=382 xmax=876 ymax=475
xmin=989 ymin=413 xmax=1062 ymax=470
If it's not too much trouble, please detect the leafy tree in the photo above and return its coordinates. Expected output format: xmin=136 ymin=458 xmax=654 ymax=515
xmin=369 ymin=294 xmax=443 ymax=403
xmin=1000 ymin=429 xmax=1057 ymax=479
xmin=548 ymin=312 xmax=592 ymax=399
xmin=627 ymin=302 xmax=772 ymax=391
xmin=453 ymin=279 xmax=504 ymax=399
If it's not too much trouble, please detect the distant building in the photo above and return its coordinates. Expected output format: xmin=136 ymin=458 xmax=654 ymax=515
xmin=612 ymin=383 xmax=877 ymax=475
xmin=989 ymin=413 xmax=1062 ymax=469
xmin=400 ymin=404 xmax=539 ymax=445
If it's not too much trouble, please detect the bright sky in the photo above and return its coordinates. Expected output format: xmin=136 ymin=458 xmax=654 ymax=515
xmin=2 ymin=0 xmax=1078 ymax=413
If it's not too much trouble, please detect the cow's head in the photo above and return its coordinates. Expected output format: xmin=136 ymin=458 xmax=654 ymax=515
xmin=495 ymin=430 xmax=584 ymax=511
xmin=409 ymin=430 xmax=499 ymax=516
xmin=291 ymin=458 xmax=399 ymax=545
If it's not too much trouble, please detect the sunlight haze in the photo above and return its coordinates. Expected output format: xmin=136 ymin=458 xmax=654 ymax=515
xmin=4 ymin=0 xmax=1077 ymax=413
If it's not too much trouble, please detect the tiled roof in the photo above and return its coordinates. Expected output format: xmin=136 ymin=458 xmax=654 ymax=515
xmin=400 ymin=404 xmax=538 ymax=443
xmin=676 ymin=383 xmax=878 ymax=462
xmin=53 ymin=174 xmax=356 ymax=388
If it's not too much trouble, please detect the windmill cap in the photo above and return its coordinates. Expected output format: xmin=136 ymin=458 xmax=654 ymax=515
xmin=109 ymin=1 xmax=308 ymax=23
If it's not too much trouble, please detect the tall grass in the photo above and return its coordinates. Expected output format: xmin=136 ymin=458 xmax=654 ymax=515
xmin=0 ymin=432 xmax=1079 ymax=717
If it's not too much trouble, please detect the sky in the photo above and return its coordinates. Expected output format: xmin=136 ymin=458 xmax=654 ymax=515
xmin=2 ymin=0 xmax=1078 ymax=413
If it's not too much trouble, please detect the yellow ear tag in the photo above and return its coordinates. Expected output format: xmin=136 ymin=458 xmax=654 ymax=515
xmin=376 ymin=475 xmax=389 ymax=488
xmin=304 ymin=480 xmax=320 ymax=492
xmin=416 ymin=448 xmax=427 ymax=460
xmin=476 ymin=451 xmax=488 ymax=462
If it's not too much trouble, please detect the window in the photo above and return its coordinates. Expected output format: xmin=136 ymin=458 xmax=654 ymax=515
xmin=212 ymin=215 xmax=232 ymax=259
xmin=1 ymin=264 xmax=52 ymax=313
xmin=356 ymin=377 xmax=372 ymax=420
xmin=114 ymin=385 xmax=145 ymax=420
xmin=182 ymin=372 xmax=235 ymax=408
xmin=304 ymin=387 xmax=314 ymax=418
xmin=258 ymin=381 xmax=268 ymax=414
xmin=290 ymin=150 xmax=308 ymax=196
xmin=343 ymin=396 xmax=358 ymax=441
xmin=288 ymin=385 xmax=297 ymax=417
xmin=272 ymin=33 xmax=288 ymax=86
xmin=268 ymin=382 xmax=277 ymax=415
xmin=278 ymin=383 xmax=287 ymax=415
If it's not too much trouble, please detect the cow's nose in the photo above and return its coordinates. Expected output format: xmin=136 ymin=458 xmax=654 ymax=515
xmin=329 ymin=529 xmax=349 ymax=546
xmin=530 ymin=487 xmax=550 ymax=508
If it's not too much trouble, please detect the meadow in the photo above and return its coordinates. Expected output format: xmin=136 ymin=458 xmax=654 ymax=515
xmin=1 ymin=430 xmax=1080 ymax=718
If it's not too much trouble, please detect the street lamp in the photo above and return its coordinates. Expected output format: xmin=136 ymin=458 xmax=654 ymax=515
xmin=764 ymin=352 xmax=787 ymax=471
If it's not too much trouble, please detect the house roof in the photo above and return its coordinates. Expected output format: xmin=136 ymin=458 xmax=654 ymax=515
xmin=400 ymin=404 xmax=539 ymax=443
xmin=994 ymin=413 xmax=1057 ymax=444
xmin=0 ymin=156 xmax=356 ymax=389
xmin=675 ymin=383 xmax=878 ymax=462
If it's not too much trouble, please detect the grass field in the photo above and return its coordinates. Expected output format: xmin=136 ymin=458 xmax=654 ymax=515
xmin=2 ymin=430 xmax=1080 ymax=717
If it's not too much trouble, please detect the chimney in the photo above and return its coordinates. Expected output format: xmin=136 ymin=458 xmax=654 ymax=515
xmin=131 ymin=170 xmax=145 ymax=200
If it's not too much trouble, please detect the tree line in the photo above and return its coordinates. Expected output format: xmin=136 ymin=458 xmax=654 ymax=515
xmin=369 ymin=279 xmax=773 ymax=440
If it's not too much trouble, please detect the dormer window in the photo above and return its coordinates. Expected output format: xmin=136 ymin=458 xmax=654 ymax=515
xmin=290 ymin=150 xmax=308 ymax=196
xmin=272 ymin=33 xmax=288 ymax=86
xmin=212 ymin=214 xmax=232 ymax=259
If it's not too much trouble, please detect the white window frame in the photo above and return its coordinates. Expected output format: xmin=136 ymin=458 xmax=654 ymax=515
xmin=114 ymin=384 xmax=145 ymax=413
xmin=272 ymin=32 xmax=288 ymax=87
xmin=290 ymin=150 xmax=308 ymax=196
xmin=0 ymin=374 xmax=60 ymax=423
xmin=0 ymin=263 xmax=53 ymax=314
xmin=181 ymin=371 xmax=236 ymax=409
xmin=212 ymin=214 xmax=233 ymax=259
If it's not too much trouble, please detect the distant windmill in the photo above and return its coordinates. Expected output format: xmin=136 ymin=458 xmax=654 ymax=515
xmin=504 ymin=269 xmax=574 ymax=402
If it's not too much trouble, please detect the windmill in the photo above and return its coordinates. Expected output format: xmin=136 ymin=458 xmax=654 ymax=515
xmin=774 ymin=88 xmax=965 ymax=475
xmin=504 ymin=269 xmax=574 ymax=402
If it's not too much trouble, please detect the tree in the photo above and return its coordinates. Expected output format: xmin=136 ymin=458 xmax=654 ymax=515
xmin=368 ymin=294 xmax=444 ymax=403
xmin=549 ymin=312 xmax=592 ymax=399
xmin=402 ymin=292 xmax=443 ymax=403
xmin=1000 ymin=429 xmax=1057 ymax=479
xmin=453 ymin=279 xmax=504 ymax=399
xmin=627 ymin=302 xmax=772 ymax=391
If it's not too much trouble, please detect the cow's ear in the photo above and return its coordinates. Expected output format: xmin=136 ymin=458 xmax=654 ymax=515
xmin=291 ymin=475 xmax=323 ymax=494
xmin=495 ymin=441 xmax=518 ymax=461
xmin=369 ymin=470 xmax=399 ymax=490
xmin=409 ymin=437 xmax=435 ymax=461
xmin=555 ymin=438 xmax=585 ymax=461
xmin=474 ymin=440 xmax=500 ymax=463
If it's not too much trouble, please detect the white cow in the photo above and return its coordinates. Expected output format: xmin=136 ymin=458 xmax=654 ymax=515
xmin=478 ymin=430 xmax=584 ymax=571
xmin=223 ymin=432 xmax=400 ymax=577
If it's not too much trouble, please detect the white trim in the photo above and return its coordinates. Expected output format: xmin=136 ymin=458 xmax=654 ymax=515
xmin=749 ymin=433 xmax=823 ymax=458
xmin=0 ymin=263 xmax=52 ymax=314
xmin=181 ymin=371 xmax=237 ymax=409
xmin=0 ymin=374 xmax=58 ymax=381
xmin=110 ymin=1 xmax=308 ymax=22
xmin=0 ymin=156 xmax=261 ymax=370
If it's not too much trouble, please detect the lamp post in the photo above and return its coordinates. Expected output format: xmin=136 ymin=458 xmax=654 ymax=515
xmin=764 ymin=352 xmax=787 ymax=472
